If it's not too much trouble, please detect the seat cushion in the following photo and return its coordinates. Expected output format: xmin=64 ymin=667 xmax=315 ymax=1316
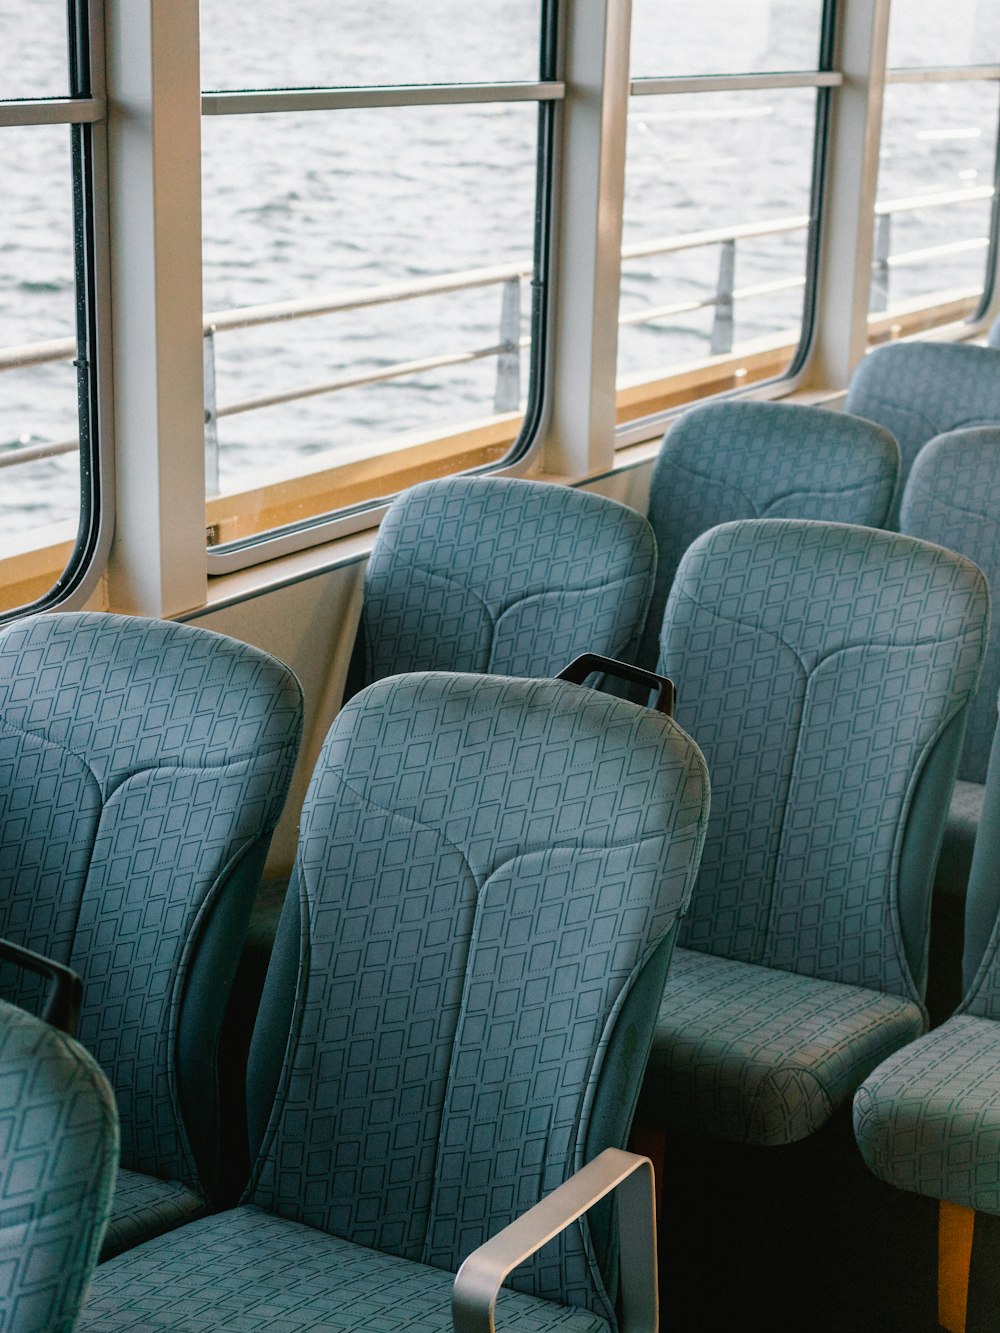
xmin=934 ymin=780 xmax=985 ymax=901
xmin=854 ymin=1013 xmax=1000 ymax=1213
xmin=100 ymin=1169 xmax=207 ymax=1261
xmin=643 ymin=948 xmax=925 ymax=1146
xmin=81 ymin=1205 xmax=611 ymax=1331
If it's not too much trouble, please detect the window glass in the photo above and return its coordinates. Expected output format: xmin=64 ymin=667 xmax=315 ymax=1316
xmin=869 ymin=81 xmax=998 ymax=321
xmin=0 ymin=123 xmax=82 ymax=607
xmin=617 ymin=88 xmax=817 ymax=419
xmin=0 ymin=0 xmax=69 ymax=100
xmin=200 ymin=0 xmax=544 ymax=92
xmin=629 ymin=0 xmax=825 ymax=79
xmin=201 ymin=101 xmax=541 ymax=545
xmin=887 ymin=0 xmax=1000 ymax=69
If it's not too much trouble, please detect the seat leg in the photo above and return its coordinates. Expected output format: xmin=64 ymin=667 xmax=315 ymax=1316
xmin=965 ymin=1210 xmax=1000 ymax=1333
xmin=938 ymin=1201 xmax=975 ymax=1333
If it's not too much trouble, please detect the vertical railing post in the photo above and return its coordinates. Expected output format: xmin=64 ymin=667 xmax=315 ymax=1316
xmin=203 ymin=326 xmax=220 ymax=497
xmin=493 ymin=277 xmax=522 ymax=413
xmin=710 ymin=238 xmax=735 ymax=355
xmin=872 ymin=212 xmax=891 ymax=312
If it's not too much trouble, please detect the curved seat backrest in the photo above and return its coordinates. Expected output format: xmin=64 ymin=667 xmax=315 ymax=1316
xmin=0 ymin=997 xmax=117 ymax=1333
xmin=658 ymin=519 xmax=988 ymax=1002
xmin=349 ymin=475 xmax=656 ymax=692
xmin=845 ymin=342 xmax=1000 ymax=523
xmin=0 ymin=612 xmax=303 ymax=1196
xmin=636 ymin=400 xmax=900 ymax=671
xmin=247 ymin=672 xmax=709 ymax=1321
xmin=960 ymin=697 xmax=1000 ymax=1007
xmin=901 ymin=427 xmax=1000 ymax=786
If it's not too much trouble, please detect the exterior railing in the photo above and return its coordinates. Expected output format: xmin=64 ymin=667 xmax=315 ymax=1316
xmin=2 ymin=184 xmax=993 ymax=490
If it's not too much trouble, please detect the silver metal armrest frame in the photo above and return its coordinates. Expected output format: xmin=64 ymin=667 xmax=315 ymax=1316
xmin=452 ymin=1147 xmax=657 ymax=1333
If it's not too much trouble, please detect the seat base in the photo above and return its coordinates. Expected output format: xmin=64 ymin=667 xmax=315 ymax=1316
xmin=100 ymin=1169 xmax=207 ymax=1262
xmin=82 ymin=1205 xmax=611 ymax=1331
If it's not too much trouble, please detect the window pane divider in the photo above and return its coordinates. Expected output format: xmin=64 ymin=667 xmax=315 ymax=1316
xmin=630 ymin=72 xmax=842 ymax=96
xmin=0 ymin=97 xmax=104 ymax=128
xmin=202 ymin=82 xmax=564 ymax=116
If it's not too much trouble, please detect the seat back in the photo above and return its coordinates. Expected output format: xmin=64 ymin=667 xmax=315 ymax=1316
xmin=246 ymin=671 xmax=709 ymax=1320
xmin=0 ymin=612 xmax=303 ymax=1197
xmin=959 ymin=696 xmax=1000 ymax=1008
xmin=901 ymin=428 xmax=1000 ymax=786
xmin=636 ymin=400 xmax=899 ymax=671
xmin=845 ymin=341 xmax=1000 ymax=524
xmin=657 ymin=519 xmax=988 ymax=1002
xmin=0 ymin=997 xmax=117 ymax=1332
xmin=347 ymin=476 xmax=656 ymax=695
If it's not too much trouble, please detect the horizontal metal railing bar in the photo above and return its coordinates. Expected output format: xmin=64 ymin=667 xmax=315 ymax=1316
xmin=620 ymin=276 xmax=806 ymax=327
xmin=206 ymin=261 xmax=535 ymax=333
xmin=0 ymin=337 xmax=75 ymax=371
xmin=0 ymin=97 xmax=104 ymax=128
xmin=202 ymin=82 xmax=565 ymax=116
xmin=886 ymin=65 xmax=1000 ymax=84
xmin=875 ymin=185 xmax=994 ymax=215
xmin=630 ymin=71 xmax=842 ymax=96
xmin=622 ymin=215 xmax=811 ymax=263
xmin=0 ymin=438 xmax=76 ymax=468
xmin=886 ymin=236 xmax=989 ymax=267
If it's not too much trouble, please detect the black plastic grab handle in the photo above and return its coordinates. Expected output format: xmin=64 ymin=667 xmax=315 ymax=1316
xmin=556 ymin=653 xmax=677 ymax=718
xmin=0 ymin=938 xmax=83 ymax=1036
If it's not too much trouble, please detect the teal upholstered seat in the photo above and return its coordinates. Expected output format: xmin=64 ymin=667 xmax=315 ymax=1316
xmin=0 ymin=613 xmax=303 ymax=1257
xmin=636 ymin=400 xmax=899 ymax=672
xmin=0 ymin=995 xmax=118 ymax=1331
xmin=639 ymin=519 xmax=989 ymax=1146
xmin=898 ymin=428 xmax=1000 ymax=908
xmin=79 ymin=671 xmax=710 ymax=1331
xmin=855 ymin=696 xmax=1000 ymax=1213
xmin=845 ymin=341 xmax=1000 ymax=526
xmin=346 ymin=475 xmax=657 ymax=696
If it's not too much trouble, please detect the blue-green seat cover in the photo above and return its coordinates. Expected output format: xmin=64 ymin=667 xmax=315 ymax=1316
xmin=854 ymin=696 xmax=1000 ymax=1213
xmin=845 ymin=341 xmax=1000 ymax=525
xmin=0 ymin=997 xmax=118 ymax=1332
xmin=0 ymin=613 xmax=303 ymax=1254
xmin=643 ymin=519 xmax=988 ymax=1145
xmin=637 ymin=400 xmax=899 ymax=671
xmin=899 ymin=427 xmax=1000 ymax=900
xmin=349 ymin=476 xmax=657 ymax=691
xmin=80 ymin=671 xmax=710 ymax=1330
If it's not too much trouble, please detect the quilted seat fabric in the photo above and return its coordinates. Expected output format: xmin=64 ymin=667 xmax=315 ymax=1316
xmin=845 ymin=341 xmax=1000 ymax=524
xmin=0 ymin=997 xmax=118 ymax=1333
xmin=98 ymin=1171 xmax=206 ymax=1262
xmin=645 ymin=948 xmax=923 ymax=1145
xmin=81 ymin=671 xmax=710 ymax=1330
xmin=0 ymin=612 xmax=303 ymax=1253
xmin=350 ymin=476 xmax=657 ymax=690
xmin=854 ymin=1015 xmax=1000 ymax=1213
xmin=646 ymin=519 xmax=988 ymax=1145
xmin=636 ymin=400 xmax=899 ymax=672
xmin=81 ymin=1205 xmax=611 ymax=1332
xmin=900 ymin=428 xmax=1000 ymax=900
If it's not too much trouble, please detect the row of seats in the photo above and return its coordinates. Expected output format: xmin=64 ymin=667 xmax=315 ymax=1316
xmin=5 ymin=355 xmax=1000 ymax=1326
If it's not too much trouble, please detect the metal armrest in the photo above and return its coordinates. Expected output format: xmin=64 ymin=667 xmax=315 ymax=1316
xmin=452 ymin=1147 xmax=657 ymax=1333
xmin=0 ymin=937 xmax=82 ymax=1035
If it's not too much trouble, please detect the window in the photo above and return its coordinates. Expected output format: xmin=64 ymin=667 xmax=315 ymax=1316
xmin=199 ymin=0 xmax=558 ymax=566
xmin=617 ymin=0 xmax=834 ymax=436
xmin=0 ymin=0 xmax=106 ymax=615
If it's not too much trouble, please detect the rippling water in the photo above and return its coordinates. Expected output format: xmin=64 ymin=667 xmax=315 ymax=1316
xmin=1 ymin=1 xmax=998 ymax=537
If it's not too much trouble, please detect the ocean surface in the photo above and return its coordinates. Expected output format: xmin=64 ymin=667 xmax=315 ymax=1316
xmin=1 ymin=0 xmax=999 ymax=539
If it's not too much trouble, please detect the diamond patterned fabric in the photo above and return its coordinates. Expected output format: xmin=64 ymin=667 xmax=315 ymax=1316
xmin=647 ymin=948 xmax=923 ymax=1146
xmin=0 ymin=613 xmax=303 ymax=1219
xmin=0 ymin=997 xmax=118 ymax=1333
xmin=246 ymin=672 xmax=709 ymax=1320
xmin=98 ymin=1170 xmax=206 ymax=1261
xmin=845 ymin=341 xmax=1000 ymax=522
xmin=80 ymin=1205 xmax=611 ymax=1331
xmin=854 ymin=1015 xmax=1000 ymax=1213
xmin=658 ymin=519 xmax=988 ymax=998
xmin=356 ymin=476 xmax=656 ymax=686
xmin=901 ymin=427 xmax=1000 ymax=786
xmin=637 ymin=400 xmax=899 ymax=672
